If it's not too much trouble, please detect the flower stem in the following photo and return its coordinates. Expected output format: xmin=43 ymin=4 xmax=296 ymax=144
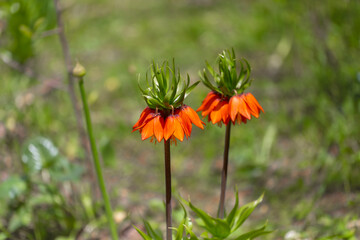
xmin=78 ymin=78 xmax=118 ymax=240
xmin=164 ymin=140 xmax=172 ymax=240
xmin=218 ymin=123 xmax=231 ymax=219
xmin=54 ymin=0 xmax=93 ymax=170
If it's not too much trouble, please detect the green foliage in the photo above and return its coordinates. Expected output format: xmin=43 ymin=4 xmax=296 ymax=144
xmin=0 ymin=137 xmax=85 ymax=239
xmin=135 ymin=202 xmax=198 ymax=240
xmin=0 ymin=0 xmax=56 ymax=63
xmin=200 ymin=49 xmax=251 ymax=97
xmin=139 ymin=60 xmax=200 ymax=110
xmin=21 ymin=137 xmax=84 ymax=181
xmin=184 ymin=192 xmax=271 ymax=240
xmin=316 ymin=215 xmax=357 ymax=240
xmin=1 ymin=0 xmax=360 ymax=238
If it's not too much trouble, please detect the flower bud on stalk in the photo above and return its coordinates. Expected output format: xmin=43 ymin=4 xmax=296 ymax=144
xmin=74 ymin=62 xmax=119 ymax=240
xmin=72 ymin=62 xmax=86 ymax=78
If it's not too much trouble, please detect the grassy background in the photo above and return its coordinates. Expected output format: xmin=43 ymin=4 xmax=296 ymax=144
xmin=1 ymin=0 xmax=360 ymax=239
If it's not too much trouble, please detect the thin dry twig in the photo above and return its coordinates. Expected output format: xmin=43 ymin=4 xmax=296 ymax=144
xmin=53 ymin=0 xmax=95 ymax=183
xmin=40 ymin=28 xmax=61 ymax=38
xmin=1 ymin=55 xmax=35 ymax=78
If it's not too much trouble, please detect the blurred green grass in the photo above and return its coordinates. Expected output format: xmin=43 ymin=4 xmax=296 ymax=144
xmin=1 ymin=0 xmax=360 ymax=239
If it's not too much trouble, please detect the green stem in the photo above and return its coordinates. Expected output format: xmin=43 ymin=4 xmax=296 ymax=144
xmin=218 ymin=123 xmax=231 ymax=219
xmin=164 ymin=140 xmax=172 ymax=240
xmin=78 ymin=78 xmax=118 ymax=240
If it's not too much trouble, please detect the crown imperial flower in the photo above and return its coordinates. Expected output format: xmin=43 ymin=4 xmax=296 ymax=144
xmin=197 ymin=49 xmax=264 ymax=125
xmin=133 ymin=61 xmax=205 ymax=143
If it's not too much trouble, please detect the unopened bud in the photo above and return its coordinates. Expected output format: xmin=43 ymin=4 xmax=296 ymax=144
xmin=73 ymin=62 xmax=86 ymax=78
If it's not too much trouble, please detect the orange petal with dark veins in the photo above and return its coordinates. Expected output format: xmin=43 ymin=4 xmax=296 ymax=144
xmin=164 ymin=115 xmax=175 ymax=140
xmin=238 ymin=96 xmax=251 ymax=120
xmin=178 ymin=110 xmax=192 ymax=138
xmin=202 ymin=97 xmax=221 ymax=117
xmin=141 ymin=118 xmax=154 ymax=140
xmin=229 ymin=95 xmax=241 ymax=122
xmin=210 ymin=100 xmax=227 ymax=124
xmin=196 ymin=92 xmax=217 ymax=112
xmin=173 ymin=116 xmax=185 ymax=141
xmin=246 ymin=93 xmax=264 ymax=113
xmin=197 ymin=92 xmax=220 ymax=114
xmin=183 ymin=105 xmax=205 ymax=129
xmin=133 ymin=107 xmax=153 ymax=130
xmin=153 ymin=115 xmax=164 ymax=142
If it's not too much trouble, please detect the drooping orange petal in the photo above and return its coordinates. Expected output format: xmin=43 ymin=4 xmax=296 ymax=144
xmin=153 ymin=115 xmax=164 ymax=142
xmin=246 ymin=93 xmax=264 ymax=113
xmin=229 ymin=95 xmax=241 ymax=122
xmin=196 ymin=92 xmax=218 ymax=112
xmin=172 ymin=115 xmax=184 ymax=141
xmin=220 ymin=101 xmax=230 ymax=124
xmin=132 ymin=107 xmax=154 ymax=131
xmin=164 ymin=115 xmax=175 ymax=140
xmin=178 ymin=109 xmax=192 ymax=138
xmin=177 ymin=114 xmax=189 ymax=138
xmin=242 ymin=94 xmax=259 ymax=118
xmin=133 ymin=112 xmax=156 ymax=132
xmin=238 ymin=96 xmax=251 ymax=120
xmin=197 ymin=92 xmax=221 ymax=115
xmin=182 ymin=105 xmax=205 ymax=129
xmin=202 ymin=97 xmax=221 ymax=117
xmin=210 ymin=100 xmax=227 ymax=124
xmin=244 ymin=97 xmax=259 ymax=118
xmin=141 ymin=118 xmax=154 ymax=140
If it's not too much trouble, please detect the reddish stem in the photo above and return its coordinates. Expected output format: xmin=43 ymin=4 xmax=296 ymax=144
xmin=218 ymin=123 xmax=231 ymax=218
xmin=164 ymin=140 xmax=172 ymax=240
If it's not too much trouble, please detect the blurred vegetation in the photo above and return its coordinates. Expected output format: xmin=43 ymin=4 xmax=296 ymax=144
xmin=0 ymin=0 xmax=359 ymax=239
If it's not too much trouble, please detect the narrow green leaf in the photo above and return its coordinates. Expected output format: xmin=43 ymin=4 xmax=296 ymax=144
xmin=226 ymin=188 xmax=239 ymax=228
xmin=236 ymin=60 xmax=245 ymax=89
xmin=200 ymin=70 xmax=218 ymax=92
xmin=188 ymin=202 xmax=216 ymax=234
xmin=205 ymin=61 xmax=215 ymax=77
xmin=144 ymin=220 xmax=162 ymax=240
xmin=243 ymin=58 xmax=252 ymax=86
xmin=175 ymin=202 xmax=188 ymax=240
xmin=233 ymin=194 xmax=264 ymax=230
xmin=186 ymin=74 xmax=190 ymax=87
xmin=183 ymin=225 xmax=199 ymax=240
xmin=138 ymin=79 xmax=148 ymax=95
xmin=133 ymin=225 xmax=152 ymax=240
xmin=233 ymin=223 xmax=272 ymax=240
xmin=184 ymin=81 xmax=200 ymax=98
xmin=143 ymin=95 xmax=167 ymax=109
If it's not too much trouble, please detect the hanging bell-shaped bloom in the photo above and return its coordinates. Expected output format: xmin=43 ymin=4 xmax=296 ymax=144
xmin=197 ymin=49 xmax=264 ymax=126
xmin=133 ymin=61 xmax=205 ymax=144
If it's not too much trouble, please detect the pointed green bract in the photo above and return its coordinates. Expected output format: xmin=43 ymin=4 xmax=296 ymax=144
xmin=200 ymin=49 xmax=252 ymax=97
xmin=139 ymin=60 xmax=199 ymax=110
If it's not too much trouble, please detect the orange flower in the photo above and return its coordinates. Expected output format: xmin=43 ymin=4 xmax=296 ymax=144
xmin=197 ymin=91 xmax=264 ymax=125
xmin=133 ymin=105 xmax=204 ymax=143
